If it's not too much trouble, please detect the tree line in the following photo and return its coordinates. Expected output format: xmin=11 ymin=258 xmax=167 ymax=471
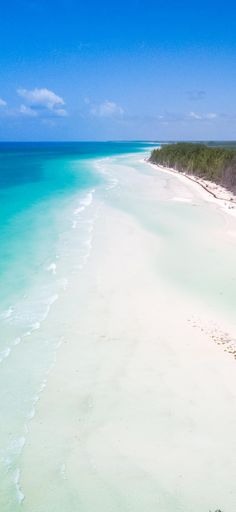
xmin=149 ymin=143 xmax=236 ymax=193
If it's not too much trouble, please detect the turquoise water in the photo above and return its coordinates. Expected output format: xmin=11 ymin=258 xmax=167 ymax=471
xmin=0 ymin=142 xmax=151 ymax=305
xmin=0 ymin=141 xmax=156 ymax=510
xmin=1 ymin=142 xmax=236 ymax=512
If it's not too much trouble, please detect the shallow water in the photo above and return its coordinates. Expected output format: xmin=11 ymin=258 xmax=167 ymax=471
xmin=1 ymin=144 xmax=236 ymax=511
xmin=0 ymin=142 xmax=154 ymax=511
xmin=104 ymin=154 xmax=236 ymax=321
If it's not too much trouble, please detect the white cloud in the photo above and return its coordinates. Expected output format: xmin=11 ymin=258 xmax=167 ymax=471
xmin=17 ymin=87 xmax=64 ymax=108
xmin=17 ymin=87 xmax=67 ymax=117
xmin=189 ymin=111 xmax=217 ymax=121
xmin=53 ymin=108 xmax=68 ymax=117
xmin=90 ymin=100 xmax=124 ymax=118
xmin=19 ymin=104 xmax=38 ymax=117
xmin=0 ymin=98 xmax=7 ymax=107
xmin=205 ymin=112 xmax=217 ymax=119
xmin=189 ymin=111 xmax=202 ymax=120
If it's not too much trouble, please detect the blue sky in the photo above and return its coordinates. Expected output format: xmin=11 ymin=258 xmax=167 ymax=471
xmin=0 ymin=0 xmax=236 ymax=140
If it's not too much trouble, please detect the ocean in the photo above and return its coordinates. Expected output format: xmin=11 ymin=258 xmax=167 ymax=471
xmin=0 ymin=141 xmax=155 ymax=511
xmin=1 ymin=141 xmax=236 ymax=512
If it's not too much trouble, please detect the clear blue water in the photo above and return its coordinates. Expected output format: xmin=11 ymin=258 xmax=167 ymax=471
xmin=0 ymin=141 xmax=159 ymax=511
xmin=1 ymin=142 xmax=236 ymax=512
xmin=0 ymin=142 xmax=152 ymax=306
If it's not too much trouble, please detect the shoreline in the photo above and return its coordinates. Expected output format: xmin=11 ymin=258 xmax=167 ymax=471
xmin=16 ymin=152 xmax=236 ymax=511
xmin=146 ymin=158 xmax=236 ymax=214
xmin=20 ymin=198 xmax=236 ymax=512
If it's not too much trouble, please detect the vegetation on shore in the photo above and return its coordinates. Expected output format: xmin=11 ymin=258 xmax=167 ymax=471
xmin=149 ymin=143 xmax=236 ymax=193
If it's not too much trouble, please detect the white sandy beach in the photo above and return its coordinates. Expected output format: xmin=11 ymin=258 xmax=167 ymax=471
xmin=148 ymin=159 xmax=236 ymax=215
xmin=12 ymin=153 xmax=236 ymax=512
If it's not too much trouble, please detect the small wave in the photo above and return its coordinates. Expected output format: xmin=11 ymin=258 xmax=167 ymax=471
xmin=19 ymin=294 xmax=59 ymax=339
xmin=56 ymin=336 xmax=64 ymax=348
xmin=47 ymin=262 xmax=57 ymax=275
xmin=31 ymin=321 xmax=41 ymax=332
xmin=23 ymin=295 xmax=59 ymax=336
xmin=0 ymin=306 xmax=14 ymax=320
xmin=42 ymin=294 xmax=59 ymax=321
xmin=4 ymin=437 xmax=26 ymax=467
xmin=74 ymin=205 xmax=85 ymax=215
xmin=84 ymin=239 xmax=92 ymax=250
xmin=24 ymin=330 xmax=32 ymax=337
xmin=47 ymin=294 xmax=59 ymax=307
xmin=26 ymin=384 xmax=47 ymax=423
xmin=26 ymin=390 xmax=41 ymax=423
xmin=74 ymin=189 xmax=95 ymax=216
xmin=0 ymin=347 xmax=11 ymax=363
xmin=14 ymin=468 xmax=25 ymax=504
xmin=77 ymin=189 xmax=95 ymax=209
xmin=105 ymin=179 xmax=118 ymax=190
xmin=13 ymin=337 xmax=21 ymax=346
xmin=60 ymin=463 xmax=67 ymax=480
xmin=81 ymin=190 xmax=95 ymax=206
xmin=28 ymin=406 xmax=36 ymax=420
xmin=39 ymin=378 xmax=47 ymax=393
xmin=94 ymin=157 xmax=112 ymax=172
xmin=94 ymin=158 xmax=119 ymax=190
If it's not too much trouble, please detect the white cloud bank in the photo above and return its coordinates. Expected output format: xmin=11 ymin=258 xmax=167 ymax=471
xmin=89 ymin=100 xmax=124 ymax=118
xmin=19 ymin=104 xmax=38 ymax=117
xmin=189 ymin=111 xmax=217 ymax=120
xmin=17 ymin=88 xmax=67 ymax=117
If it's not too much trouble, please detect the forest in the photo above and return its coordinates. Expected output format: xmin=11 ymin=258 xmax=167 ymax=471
xmin=149 ymin=143 xmax=236 ymax=193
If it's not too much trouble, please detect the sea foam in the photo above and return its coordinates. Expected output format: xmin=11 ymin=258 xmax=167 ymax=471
xmin=0 ymin=306 xmax=14 ymax=320
xmin=47 ymin=262 xmax=57 ymax=274
xmin=0 ymin=347 xmax=11 ymax=363
xmin=14 ymin=468 xmax=25 ymax=504
xmin=74 ymin=189 xmax=95 ymax=215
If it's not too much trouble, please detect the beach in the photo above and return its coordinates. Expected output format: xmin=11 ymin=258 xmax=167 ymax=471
xmin=1 ymin=146 xmax=236 ymax=511
xmin=148 ymin=159 xmax=236 ymax=214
